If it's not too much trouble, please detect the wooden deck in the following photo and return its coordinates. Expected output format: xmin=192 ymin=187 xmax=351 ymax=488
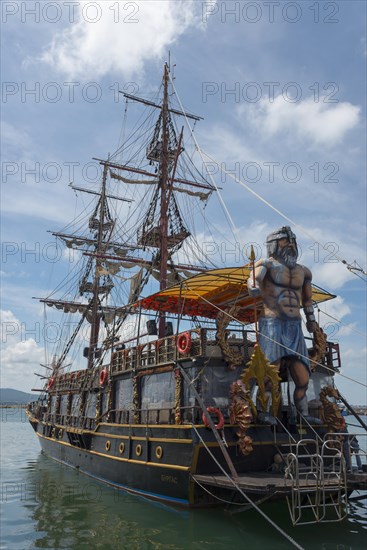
xmin=193 ymin=472 xmax=350 ymax=495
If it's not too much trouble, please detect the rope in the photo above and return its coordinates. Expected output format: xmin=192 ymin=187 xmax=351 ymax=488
xmin=191 ymin=475 xmax=249 ymax=506
xmin=169 ymin=73 xmax=365 ymax=278
xmin=191 ymin=425 xmax=304 ymax=550
xmin=316 ymin=307 xmax=366 ymax=337
xmin=201 ymin=148 xmax=363 ymax=274
xmin=168 ymin=74 xmax=237 ymax=242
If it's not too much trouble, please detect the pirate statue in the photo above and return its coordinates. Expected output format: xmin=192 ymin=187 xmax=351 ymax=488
xmin=247 ymin=226 xmax=320 ymax=423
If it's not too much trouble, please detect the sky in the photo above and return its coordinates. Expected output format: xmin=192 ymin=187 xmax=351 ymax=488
xmin=1 ymin=0 xmax=366 ymax=404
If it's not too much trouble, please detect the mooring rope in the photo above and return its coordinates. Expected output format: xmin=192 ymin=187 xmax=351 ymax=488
xmin=191 ymin=423 xmax=305 ymax=550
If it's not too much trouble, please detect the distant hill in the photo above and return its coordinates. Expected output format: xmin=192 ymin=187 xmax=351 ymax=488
xmin=0 ymin=388 xmax=37 ymax=404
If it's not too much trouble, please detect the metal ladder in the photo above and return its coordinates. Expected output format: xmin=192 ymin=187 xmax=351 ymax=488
xmin=284 ymin=438 xmax=348 ymax=525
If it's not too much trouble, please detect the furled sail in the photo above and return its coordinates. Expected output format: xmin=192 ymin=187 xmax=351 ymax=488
xmin=110 ymin=170 xmax=157 ymax=185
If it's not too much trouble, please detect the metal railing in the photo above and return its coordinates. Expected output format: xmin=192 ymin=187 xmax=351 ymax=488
xmin=285 ymin=438 xmax=347 ymax=525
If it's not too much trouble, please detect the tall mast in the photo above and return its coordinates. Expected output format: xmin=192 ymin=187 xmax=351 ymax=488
xmin=158 ymin=63 xmax=170 ymax=339
xmin=88 ymin=162 xmax=108 ymax=368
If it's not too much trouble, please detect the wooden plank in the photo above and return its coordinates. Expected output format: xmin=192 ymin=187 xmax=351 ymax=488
xmin=193 ymin=473 xmax=343 ymax=493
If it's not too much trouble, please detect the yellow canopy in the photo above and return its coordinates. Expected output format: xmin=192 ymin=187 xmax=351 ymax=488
xmin=137 ymin=266 xmax=336 ymax=323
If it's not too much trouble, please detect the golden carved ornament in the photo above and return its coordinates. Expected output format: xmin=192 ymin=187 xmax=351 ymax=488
xmin=229 ymin=380 xmax=253 ymax=455
xmin=241 ymin=344 xmax=281 ymax=417
xmin=215 ymin=306 xmax=243 ymax=371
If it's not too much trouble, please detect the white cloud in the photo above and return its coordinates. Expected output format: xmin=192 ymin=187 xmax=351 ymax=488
xmin=0 ymin=339 xmax=45 ymax=391
xmin=1 ymin=310 xmax=45 ymax=392
xmin=317 ymin=295 xmax=351 ymax=323
xmin=241 ymin=94 xmax=360 ymax=147
xmin=1 ymin=121 xmax=33 ymax=151
xmin=337 ymin=323 xmax=358 ymax=337
xmin=41 ymin=1 xmax=201 ymax=79
xmin=311 ymin=261 xmax=354 ymax=290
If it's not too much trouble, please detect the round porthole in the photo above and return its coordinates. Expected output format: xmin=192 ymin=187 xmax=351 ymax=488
xmin=119 ymin=442 xmax=125 ymax=454
xmin=136 ymin=444 xmax=142 ymax=457
xmin=155 ymin=446 xmax=163 ymax=460
xmin=105 ymin=440 xmax=111 ymax=452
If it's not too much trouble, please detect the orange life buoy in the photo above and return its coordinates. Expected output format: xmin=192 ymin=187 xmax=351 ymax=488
xmin=99 ymin=368 xmax=108 ymax=386
xmin=202 ymin=407 xmax=224 ymax=430
xmin=47 ymin=377 xmax=55 ymax=390
xmin=177 ymin=332 xmax=192 ymax=355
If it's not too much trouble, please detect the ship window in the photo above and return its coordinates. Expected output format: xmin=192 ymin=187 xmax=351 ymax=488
xmin=188 ymin=365 xmax=242 ymax=409
xmin=71 ymin=394 xmax=81 ymax=416
xmin=141 ymin=371 xmax=175 ymax=410
xmin=50 ymin=396 xmax=57 ymax=414
xmin=115 ymin=378 xmax=133 ymax=410
xmin=60 ymin=394 xmax=69 ymax=415
xmin=86 ymin=393 xmax=97 ymax=418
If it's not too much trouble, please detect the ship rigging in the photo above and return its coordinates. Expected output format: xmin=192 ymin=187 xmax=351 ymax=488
xmin=27 ymin=63 xmax=366 ymax=535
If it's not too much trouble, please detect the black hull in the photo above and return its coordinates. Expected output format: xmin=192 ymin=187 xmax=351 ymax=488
xmin=28 ymin=414 xmax=367 ymax=512
xmin=36 ymin=432 xmax=191 ymax=505
xmin=30 ymin=417 xmax=281 ymax=507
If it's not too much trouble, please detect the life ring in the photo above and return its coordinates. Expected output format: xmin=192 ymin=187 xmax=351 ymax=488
xmin=177 ymin=332 xmax=192 ymax=355
xmin=48 ymin=377 xmax=55 ymax=390
xmin=202 ymin=407 xmax=224 ymax=430
xmin=99 ymin=368 xmax=108 ymax=386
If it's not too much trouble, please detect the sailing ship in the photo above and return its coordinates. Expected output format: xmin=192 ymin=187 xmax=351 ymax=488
xmin=27 ymin=63 xmax=366 ymax=525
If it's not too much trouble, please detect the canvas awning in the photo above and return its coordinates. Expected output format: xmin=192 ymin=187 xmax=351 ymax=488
xmin=135 ymin=266 xmax=336 ymax=323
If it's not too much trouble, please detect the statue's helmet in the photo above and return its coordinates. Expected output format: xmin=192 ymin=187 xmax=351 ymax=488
xmin=266 ymin=226 xmax=297 ymax=258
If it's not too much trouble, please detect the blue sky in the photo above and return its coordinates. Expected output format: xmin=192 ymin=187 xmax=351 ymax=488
xmin=1 ymin=1 xmax=366 ymax=403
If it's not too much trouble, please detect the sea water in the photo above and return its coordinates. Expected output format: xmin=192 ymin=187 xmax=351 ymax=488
xmin=1 ymin=409 xmax=366 ymax=550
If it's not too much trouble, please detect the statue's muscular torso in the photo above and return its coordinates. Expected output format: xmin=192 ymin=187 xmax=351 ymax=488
xmin=253 ymin=258 xmax=312 ymax=320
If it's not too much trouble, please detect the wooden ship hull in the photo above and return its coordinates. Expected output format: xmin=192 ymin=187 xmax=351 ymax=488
xmin=27 ymin=328 xmax=367 ymax=511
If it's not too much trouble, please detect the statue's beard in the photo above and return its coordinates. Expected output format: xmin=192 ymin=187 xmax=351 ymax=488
xmin=274 ymin=246 xmax=298 ymax=268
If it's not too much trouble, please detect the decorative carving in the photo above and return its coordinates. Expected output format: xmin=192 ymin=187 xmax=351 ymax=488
xmin=106 ymin=386 xmax=113 ymax=422
xmin=230 ymin=380 xmax=253 ymax=455
xmin=174 ymin=368 xmax=182 ymax=425
xmin=95 ymin=392 xmax=101 ymax=421
xmin=215 ymin=306 xmax=243 ymax=370
xmin=320 ymin=386 xmax=345 ymax=433
xmin=241 ymin=344 xmax=281 ymax=417
xmin=133 ymin=376 xmax=140 ymax=423
xmin=66 ymin=393 xmax=72 ymax=426
xmin=55 ymin=394 xmax=61 ymax=418
xmin=309 ymin=322 xmax=327 ymax=371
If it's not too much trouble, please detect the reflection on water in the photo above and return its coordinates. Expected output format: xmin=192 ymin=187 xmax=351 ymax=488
xmin=23 ymin=455 xmax=191 ymax=549
xmin=1 ymin=410 xmax=366 ymax=550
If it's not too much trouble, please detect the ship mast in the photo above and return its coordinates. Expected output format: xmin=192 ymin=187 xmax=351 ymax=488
xmin=158 ymin=63 xmax=170 ymax=338
xmin=88 ymin=162 xmax=108 ymax=368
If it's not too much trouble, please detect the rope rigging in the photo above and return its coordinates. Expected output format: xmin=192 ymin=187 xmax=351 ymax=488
xmin=169 ymin=73 xmax=366 ymax=282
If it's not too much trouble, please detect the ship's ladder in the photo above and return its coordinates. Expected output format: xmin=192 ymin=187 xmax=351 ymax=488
xmin=284 ymin=438 xmax=348 ymax=525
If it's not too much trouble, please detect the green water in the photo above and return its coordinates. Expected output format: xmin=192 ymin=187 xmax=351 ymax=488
xmin=1 ymin=409 xmax=366 ymax=549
